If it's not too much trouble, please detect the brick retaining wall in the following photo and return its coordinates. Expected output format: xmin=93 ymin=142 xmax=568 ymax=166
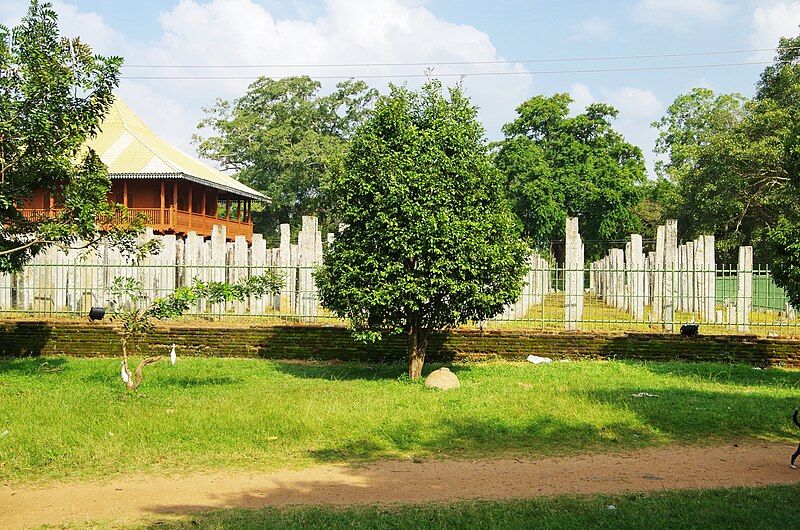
xmin=2 ymin=321 xmax=800 ymax=367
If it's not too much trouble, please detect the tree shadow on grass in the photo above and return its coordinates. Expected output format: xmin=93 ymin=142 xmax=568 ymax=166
xmin=272 ymin=360 xmax=474 ymax=382
xmin=307 ymin=415 xmax=653 ymax=465
xmin=630 ymin=361 xmax=800 ymax=390
xmin=76 ymin=369 xmax=245 ymax=388
xmin=137 ymin=485 xmax=800 ymax=530
xmin=305 ymin=382 xmax=800 ymax=466
xmin=0 ymin=356 xmax=67 ymax=375
xmin=584 ymin=385 xmax=798 ymax=442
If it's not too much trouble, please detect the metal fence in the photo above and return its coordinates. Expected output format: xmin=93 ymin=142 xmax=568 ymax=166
xmin=1 ymin=262 xmax=798 ymax=336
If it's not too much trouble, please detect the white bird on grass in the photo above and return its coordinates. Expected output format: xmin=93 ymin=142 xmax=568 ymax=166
xmin=120 ymin=361 xmax=130 ymax=385
xmin=170 ymin=344 xmax=177 ymax=366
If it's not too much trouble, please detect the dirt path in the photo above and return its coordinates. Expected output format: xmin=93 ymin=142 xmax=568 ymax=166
xmin=2 ymin=442 xmax=800 ymax=529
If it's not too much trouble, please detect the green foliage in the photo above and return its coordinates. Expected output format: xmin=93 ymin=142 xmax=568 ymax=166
xmin=652 ymin=88 xmax=760 ymax=256
xmin=654 ymin=35 xmax=800 ymax=303
xmin=316 ymin=80 xmax=528 ymax=374
xmin=494 ymin=93 xmax=646 ymax=259
xmin=107 ymin=272 xmax=283 ymax=358
xmin=0 ymin=1 xmax=148 ymax=271
xmin=195 ymin=76 xmax=378 ymax=236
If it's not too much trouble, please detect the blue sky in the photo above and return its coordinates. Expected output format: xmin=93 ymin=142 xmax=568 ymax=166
xmin=2 ymin=0 xmax=798 ymax=175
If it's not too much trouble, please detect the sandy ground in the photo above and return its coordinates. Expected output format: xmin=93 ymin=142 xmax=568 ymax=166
xmin=2 ymin=442 xmax=800 ymax=529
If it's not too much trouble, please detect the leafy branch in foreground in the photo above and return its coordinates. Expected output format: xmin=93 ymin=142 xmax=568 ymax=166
xmin=107 ymin=272 xmax=283 ymax=390
xmin=1 ymin=1 xmax=152 ymax=272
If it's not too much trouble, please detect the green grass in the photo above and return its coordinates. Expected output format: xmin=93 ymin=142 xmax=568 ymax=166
xmin=2 ymin=357 xmax=800 ymax=484
xmin=96 ymin=485 xmax=800 ymax=529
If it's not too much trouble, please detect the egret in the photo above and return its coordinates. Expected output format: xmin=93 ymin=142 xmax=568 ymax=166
xmin=170 ymin=344 xmax=177 ymax=365
xmin=120 ymin=361 xmax=130 ymax=385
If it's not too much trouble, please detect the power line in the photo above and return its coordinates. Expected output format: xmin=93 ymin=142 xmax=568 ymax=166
xmin=122 ymin=61 xmax=772 ymax=81
xmin=121 ymin=47 xmax=784 ymax=69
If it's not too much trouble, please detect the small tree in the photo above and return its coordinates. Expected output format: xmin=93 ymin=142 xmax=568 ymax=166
xmin=1 ymin=1 xmax=150 ymax=272
xmin=316 ymin=80 xmax=528 ymax=380
xmin=107 ymin=273 xmax=282 ymax=390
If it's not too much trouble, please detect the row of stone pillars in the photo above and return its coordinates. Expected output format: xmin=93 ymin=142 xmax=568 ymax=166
xmin=588 ymin=219 xmax=755 ymax=331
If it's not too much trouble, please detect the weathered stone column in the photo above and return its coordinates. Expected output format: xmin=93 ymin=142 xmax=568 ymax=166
xmin=662 ymin=219 xmax=678 ymax=331
xmin=210 ymin=225 xmax=227 ymax=315
xmin=564 ymin=217 xmax=584 ymax=330
xmin=737 ymin=246 xmax=753 ymax=332
xmin=611 ymin=248 xmax=625 ymax=310
xmin=693 ymin=238 xmax=704 ymax=319
xmin=703 ymin=235 xmax=717 ymax=323
xmin=630 ymin=234 xmax=645 ymax=321
xmin=278 ymin=223 xmax=293 ymax=312
xmin=686 ymin=240 xmax=695 ymax=314
xmin=653 ymin=225 xmax=665 ymax=322
xmin=250 ymin=234 xmax=267 ymax=314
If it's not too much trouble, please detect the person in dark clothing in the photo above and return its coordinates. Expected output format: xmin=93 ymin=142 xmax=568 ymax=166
xmin=791 ymin=409 xmax=800 ymax=469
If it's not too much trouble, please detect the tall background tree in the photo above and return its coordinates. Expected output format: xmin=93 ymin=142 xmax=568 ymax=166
xmin=654 ymin=35 xmax=800 ymax=304
xmin=317 ymin=80 xmax=528 ymax=380
xmin=494 ymin=93 xmax=646 ymax=261
xmin=0 ymin=0 xmax=144 ymax=272
xmin=195 ymin=76 xmax=377 ymax=237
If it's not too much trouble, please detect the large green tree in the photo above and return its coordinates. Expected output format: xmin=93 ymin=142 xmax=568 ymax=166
xmin=494 ymin=94 xmax=646 ymax=260
xmin=195 ymin=76 xmax=377 ymax=236
xmin=316 ymin=81 xmax=528 ymax=380
xmin=652 ymin=88 xmax=754 ymax=257
xmin=653 ymin=35 xmax=800 ymax=304
xmin=0 ymin=1 xmax=145 ymax=272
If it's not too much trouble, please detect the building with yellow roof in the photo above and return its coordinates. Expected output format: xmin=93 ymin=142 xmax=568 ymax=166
xmin=22 ymin=97 xmax=264 ymax=241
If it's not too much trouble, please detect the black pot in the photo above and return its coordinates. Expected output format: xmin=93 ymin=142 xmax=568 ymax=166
xmin=88 ymin=307 xmax=106 ymax=321
xmin=680 ymin=324 xmax=699 ymax=337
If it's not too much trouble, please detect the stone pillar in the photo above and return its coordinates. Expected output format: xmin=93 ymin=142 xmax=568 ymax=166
xmin=686 ymin=241 xmax=695 ymax=314
xmin=250 ymin=234 xmax=267 ymax=314
xmin=703 ymin=235 xmax=717 ymax=323
xmin=297 ymin=216 xmax=321 ymax=318
xmin=653 ymin=225 xmax=665 ymax=322
xmin=564 ymin=217 xmax=584 ymax=330
xmin=210 ymin=225 xmax=227 ymax=315
xmin=693 ymin=238 xmax=704 ymax=319
xmin=278 ymin=223 xmax=293 ymax=312
xmin=611 ymin=248 xmax=625 ymax=310
xmin=630 ymin=234 xmax=645 ymax=321
xmin=662 ymin=219 xmax=678 ymax=331
xmin=232 ymin=235 xmax=249 ymax=314
xmin=737 ymin=246 xmax=753 ymax=332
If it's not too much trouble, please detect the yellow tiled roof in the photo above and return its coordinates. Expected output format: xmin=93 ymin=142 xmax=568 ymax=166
xmin=86 ymin=98 xmax=266 ymax=200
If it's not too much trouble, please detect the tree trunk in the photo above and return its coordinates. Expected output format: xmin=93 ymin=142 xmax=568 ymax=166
xmin=129 ymin=356 xmax=162 ymax=390
xmin=407 ymin=325 xmax=429 ymax=380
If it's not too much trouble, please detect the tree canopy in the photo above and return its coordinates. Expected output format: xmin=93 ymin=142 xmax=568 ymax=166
xmin=0 ymin=0 xmax=145 ymax=272
xmin=653 ymin=35 xmax=800 ymax=304
xmin=316 ymin=80 xmax=528 ymax=379
xmin=494 ymin=93 xmax=646 ymax=260
xmin=195 ymin=76 xmax=377 ymax=236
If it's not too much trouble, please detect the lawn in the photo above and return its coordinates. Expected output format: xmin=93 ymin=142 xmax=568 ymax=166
xmin=100 ymin=485 xmax=800 ymax=529
xmin=2 ymin=357 xmax=800 ymax=483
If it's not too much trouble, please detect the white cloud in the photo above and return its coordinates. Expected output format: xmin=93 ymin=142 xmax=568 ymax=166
xmin=5 ymin=0 xmax=533 ymax=152
xmin=568 ymin=83 xmax=664 ymax=177
xmin=1 ymin=1 xmax=126 ymax=52
xmin=571 ymin=17 xmax=617 ymax=41
xmin=631 ymin=0 xmax=732 ymax=31
xmin=602 ymin=87 xmax=663 ymax=122
xmin=28 ymin=0 xmax=525 ymax=155
xmin=750 ymin=2 xmax=800 ymax=49
xmin=568 ymin=82 xmax=595 ymax=114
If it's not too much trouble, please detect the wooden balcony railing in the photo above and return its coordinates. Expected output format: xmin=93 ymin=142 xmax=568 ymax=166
xmin=19 ymin=207 xmax=252 ymax=241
